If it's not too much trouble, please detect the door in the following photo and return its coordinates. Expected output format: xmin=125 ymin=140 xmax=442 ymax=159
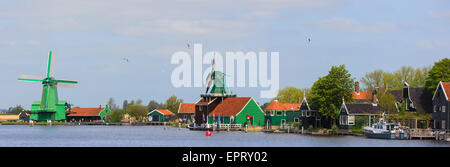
xmin=153 ymin=115 xmax=160 ymax=122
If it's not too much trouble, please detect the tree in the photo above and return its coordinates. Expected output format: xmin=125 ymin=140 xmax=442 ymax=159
xmin=136 ymin=99 xmax=143 ymax=105
xmin=126 ymin=104 xmax=148 ymax=122
xmin=274 ymin=86 xmax=304 ymax=103
xmin=107 ymin=97 xmax=117 ymax=110
xmin=425 ymin=58 xmax=450 ymax=92
xmin=9 ymin=105 xmax=24 ymax=114
xmin=361 ymin=66 xmax=431 ymax=91
xmin=378 ymin=93 xmax=397 ymax=116
xmin=310 ymin=65 xmax=354 ymax=126
xmin=162 ymin=95 xmax=183 ymax=114
xmin=123 ymin=100 xmax=128 ymax=111
xmin=147 ymin=100 xmax=161 ymax=111
xmin=260 ymin=102 xmax=271 ymax=110
xmin=361 ymin=69 xmax=384 ymax=91
xmin=110 ymin=109 xmax=125 ymax=122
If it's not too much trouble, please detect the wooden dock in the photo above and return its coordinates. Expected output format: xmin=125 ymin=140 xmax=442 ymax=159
xmin=409 ymin=129 xmax=435 ymax=140
xmin=408 ymin=129 xmax=450 ymax=141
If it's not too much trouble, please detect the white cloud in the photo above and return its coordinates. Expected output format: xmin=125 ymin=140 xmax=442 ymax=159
xmin=0 ymin=0 xmax=345 ymax=37
xmin=315 ymin=17 xmax=398 ymax=33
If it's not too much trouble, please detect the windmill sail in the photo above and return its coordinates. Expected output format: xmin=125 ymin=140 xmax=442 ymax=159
xmin=47 ymin=51 xmax=55 ymax=78
xmin=205 ymin=58 xmax=215 ymax=94
xmin=18 ymin=75 xmax=44 ymax=82
xmin=56 ymin=82 xmax=78 ymax=88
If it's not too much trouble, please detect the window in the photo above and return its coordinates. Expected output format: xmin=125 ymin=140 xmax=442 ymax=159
xmin=443 ymin=106 xmax=446 ymax=112
xmin=294 ymin=118 xmax=299 ymax=122
xmin=276 ymin=111 xmax=282 ymax=116
xmin=348 ymin=116 xmax=355 ymax=125
xmin=442 ymin=120 xmax=446 ymax=129
xmin=340 ymin=115 xmax=347 ymax=125
xmin=434 ymin=105 xmax=437 ymax=112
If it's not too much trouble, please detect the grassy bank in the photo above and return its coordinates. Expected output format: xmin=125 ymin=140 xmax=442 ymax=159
xmin=0 ymin=121 xmax=66 ymax=125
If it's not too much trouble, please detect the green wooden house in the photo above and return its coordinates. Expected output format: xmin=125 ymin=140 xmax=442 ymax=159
xmin=148 ymin=109 xmax=175 ymax=122
xmin=298 ymin=97 xmax=324 ymax=129
xmin=388 ymin=82 xmax=433 ymax=113
xmin=264 ymin=100 xmax=300 ymax=129
xmin=207 ymin=97 xmax=265 ymax=127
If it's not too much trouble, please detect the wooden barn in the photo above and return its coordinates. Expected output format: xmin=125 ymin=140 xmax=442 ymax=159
xmin=66 ymin=105 xmax=111 ymax=122
xmin=148 ymin=109 xmax=174 ymax=122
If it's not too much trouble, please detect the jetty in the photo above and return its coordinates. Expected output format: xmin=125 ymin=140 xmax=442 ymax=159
xmin=409 ymin=129 xmax=450 ymax=141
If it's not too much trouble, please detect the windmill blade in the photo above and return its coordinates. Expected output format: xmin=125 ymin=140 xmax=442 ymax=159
xmin=56 ymin=82 xmax=78 ymax=88
xmin=47 ymin=51 xmax=56 ymax=78
xmin=205 ymin=72 xmax=212 ymax=85
xmin=18 ymin=74 xmax=44 ymax=82
xmin=54 ymin=79 xmax=78 ymax=84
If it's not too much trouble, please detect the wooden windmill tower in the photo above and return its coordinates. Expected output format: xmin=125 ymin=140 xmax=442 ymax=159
xmin=18 ymin=51 xmax=78 ymax=121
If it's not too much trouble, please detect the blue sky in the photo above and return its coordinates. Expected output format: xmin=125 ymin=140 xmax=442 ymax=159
xmin=0 ymin=0 xmax=449 ymax=109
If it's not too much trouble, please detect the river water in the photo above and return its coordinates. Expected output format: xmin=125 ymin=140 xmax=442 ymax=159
xmin=0 ymin=125 xmax=448 ymax=147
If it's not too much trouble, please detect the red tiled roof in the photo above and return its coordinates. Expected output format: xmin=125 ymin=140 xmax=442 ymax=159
xmin=209 ymin=97 xmax=251 ymax=116
xmin=264 ymin=100 xmax=300 ymax=111
xmin=442 ymin=82 xmax=450 ymax=100
xmin=153 ymin=109 xmax=174 ymax=115
xmin=352 ymin=91 xmax=371 ymax=99
xmin=68 ymin=108 xmax=104 ymax=116
xmin=178 ymin=103 xmax=195 ymax=114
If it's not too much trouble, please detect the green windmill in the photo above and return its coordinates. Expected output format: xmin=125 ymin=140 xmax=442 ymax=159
xmin=204 ymin=58 xmax=234 ymax=96
xmin=18 ymin=51 xmax=78 ymax=121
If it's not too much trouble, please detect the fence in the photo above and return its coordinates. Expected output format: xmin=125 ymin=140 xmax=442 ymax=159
xmin=212 ymin=123 xmax=242 ymax=129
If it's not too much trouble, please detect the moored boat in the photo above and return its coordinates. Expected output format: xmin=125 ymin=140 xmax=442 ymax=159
xmin=363 ymin=114 xmax=409 ymax=140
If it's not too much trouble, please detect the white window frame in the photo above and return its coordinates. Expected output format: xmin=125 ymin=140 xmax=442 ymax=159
xmin=276 ymin=111 xmax=282 ymax=116
xmin=281 ymin=119 xmax=286 ymax=126
xmin=443 ymin=106 xmax=446 ymax=112
xmin=442 ymin=120 xmax=446 ymax=129
xmin=348 ymin=115 xmax=355 ymax=125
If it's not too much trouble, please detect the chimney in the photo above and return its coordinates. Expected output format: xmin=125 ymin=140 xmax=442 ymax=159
xmin=372 ymin=89 xmax=378 ymax=105
xmin=355 ymin=81 xmax=360 ymax=93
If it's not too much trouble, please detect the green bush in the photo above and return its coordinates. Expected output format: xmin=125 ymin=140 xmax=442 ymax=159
xmin=351 ymin=127 xmax=364 ymax=133
xmin=330 ymin=125 xmax=339 ymax=132
xmin=110 ymin=109 xmax=125 ymax=122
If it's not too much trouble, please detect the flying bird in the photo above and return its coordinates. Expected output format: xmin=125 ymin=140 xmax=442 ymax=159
xmin=307 ymin=37 xmax=311 ymax=44
xmin=123 ymin=58 xmax=129 ymax=62
xmin=187 ymin=43 xmax=191 ymax=49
